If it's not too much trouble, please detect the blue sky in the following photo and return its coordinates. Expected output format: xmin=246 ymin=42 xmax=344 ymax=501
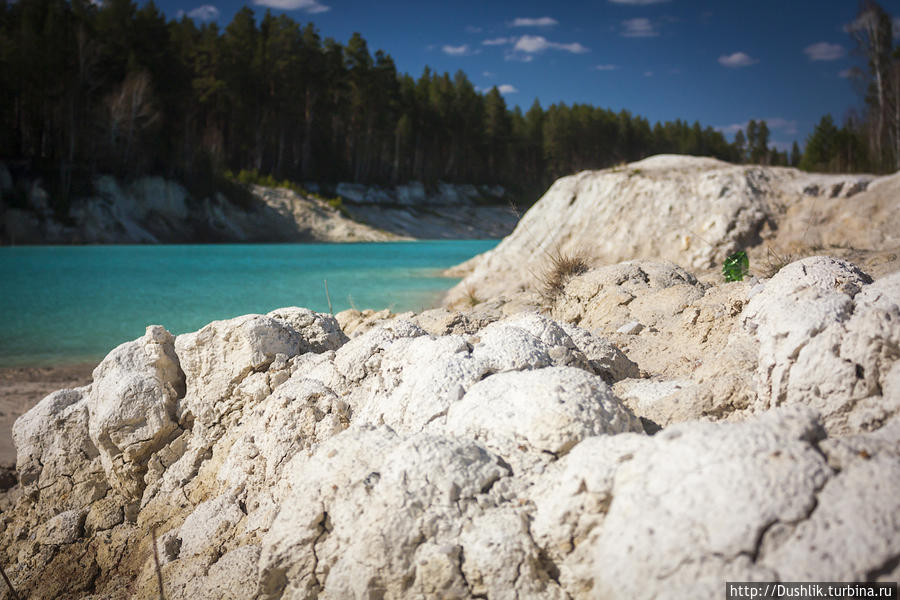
xmin=165 ymin=0 xmax=900 ymax=151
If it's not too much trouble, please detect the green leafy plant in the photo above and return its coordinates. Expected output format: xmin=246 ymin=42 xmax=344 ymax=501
xmin=722 ymin=250 xmax=750 ymax=282
xmin=324 ymin=195 xmax=352 ymax=218
xmin=224 ymin=169 xmax=353 ymax=217
xmin=225 ymin=168 xmax=305 ymax=195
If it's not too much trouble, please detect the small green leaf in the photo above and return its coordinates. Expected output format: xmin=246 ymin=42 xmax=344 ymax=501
xmin=723 ymin=251 xmax=749 ymax=282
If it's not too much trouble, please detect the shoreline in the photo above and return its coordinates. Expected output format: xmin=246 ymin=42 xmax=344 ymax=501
xmin=0 ymin=362 xmax=96 ymax=466
xmin=0 ymin=278 xmax=457 ymax=468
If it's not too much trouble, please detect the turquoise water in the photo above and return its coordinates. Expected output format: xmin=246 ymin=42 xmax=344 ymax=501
xmin=0 ymin=241 xmax=496 ymax=367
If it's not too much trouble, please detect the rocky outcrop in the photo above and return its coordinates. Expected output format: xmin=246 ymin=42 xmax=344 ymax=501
xmin=87 ymin=325 xmax=184 ymax=500
xmin=332 ymin=181 xmax=517 ymax=240
xmin=3 ymin=251 xmax=900 ymax=598
xmin=765 ymin=169 xmax=900 ymax=252
xmin=3 ymin=155 xmax=899 ymax=597
xmin=0 ymin=175 xmax=399 ymax=244
xmin=537 ymin=259 xmax=758 ymax=427
xmin=444 ymin=155 xmax=893 ymax=304
xmin=0 ymin=171 xmax=516 ymax=244
xmin=742 ymin=257 xmax=900 ymax=434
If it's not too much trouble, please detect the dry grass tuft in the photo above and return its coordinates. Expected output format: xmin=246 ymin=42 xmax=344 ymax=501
xmin=535 ymin=248 xmax=591 ymax=302
xmin=462 ymin=284 xmax=482 ymax=307
xmin=759 ymin=246 xmax=794 ymax=279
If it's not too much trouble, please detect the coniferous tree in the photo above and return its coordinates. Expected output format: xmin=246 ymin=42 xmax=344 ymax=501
xmin=0 ymin=2 xmax=777 ymax=208
xmin=848 ymin=1 xmax=897 ymax=170
xmin=749 ymin=120 xmax=769 ymax=164
xmin=800 ymin=115 xmax=840 ymax=172
xmin=790 ymin=141 xmax=802 ymax=167
xmin=733 ymin=130 xmax=746 ymax=163
xmin=483 ymin=87 xmax=510 ymax=179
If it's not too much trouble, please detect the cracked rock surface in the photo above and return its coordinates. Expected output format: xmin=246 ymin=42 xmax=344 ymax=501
xmin=743 ymin=257 xmax=900 ymax=434
xmin=3 ymin=252 xmax=900 ymax=598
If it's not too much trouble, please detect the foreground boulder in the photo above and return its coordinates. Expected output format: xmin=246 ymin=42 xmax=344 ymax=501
xmin=3 ymin=255 xmax=900 ymax=598
xmin=88 ymin=325 xmax=184 ymax=500
xmin=743 ymin=257 xmax=900 ymax=434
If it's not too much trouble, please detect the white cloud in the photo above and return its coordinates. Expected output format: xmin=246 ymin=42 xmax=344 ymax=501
xmin=465 ymin=25 xmax=483 ymax=34
xmin=839 ymin=67 xmax=860 ymax=79
xmin=558 ymin=41 xmax=589 ymax=53
xmin=803 ymin=42 xmax=844 ymax=61
xmin=594 ymin=64 xmax=619 ymax=71
xmin=513 ymin=35 xmax=588 ymax=54
xmin=186 ymin=4 xmax=219 ymax=20
xmin=609 ymin=0 xmax=669 ymax=4
xmin=717 ymin=123 xmax=745 ymax=135
xmin=511 ymin=17 xmax=558 ymax=27
xmin=716 ymin=118 xmax=797 ymax=136
xmin=718 ymin=52 xmax=758 ymax=67
xmin=644 ymin=71 xmax=654 ymax=77
xmin=844 ymin=11 xmax=900 ymax=38
xmin=443 ymin=44 xmax=472 ymax=56
xmin=442 ymin=45 xmax=465 ymax=55
xmin=483 ymin=37 xmax=514 ymax=46
xmin=483 ymin=71 xmax=495 ymax=78
xmin=253 ymin=0 xmax=329 ymax=13
xmin=476 ymin=84 xmax=519 ymax=94
xmin=514 ymin=35 xmax=551 ymax=52
xmin=844 ymin=11 xmax=874 ymax=34
xmin=765 ymin=118 xmax=798 ymax=134
xmin=621 ymin=18 xmax=659 ymax=37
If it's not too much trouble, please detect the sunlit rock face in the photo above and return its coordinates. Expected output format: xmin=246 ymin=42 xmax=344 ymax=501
xmin=3 ymin=156 xmax=900 ymax=598
xmin=445 ymin=155 xmax=887 ymax=304
xmin=5 ymin=265 xmax=899 ymax=598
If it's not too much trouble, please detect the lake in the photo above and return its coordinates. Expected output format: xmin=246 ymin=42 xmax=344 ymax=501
xmin=0 ymin=240 xmax=496 ymax=367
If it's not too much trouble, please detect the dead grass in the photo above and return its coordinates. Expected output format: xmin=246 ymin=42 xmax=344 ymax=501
xmin=535 ymin=248 xmax=591 ymax=302
xmin=758 ymin=246 xmax=794 ymax=279
xmin=462 ymin=284 xmax=482 ymax=307
xmin=756 ymin=243 xmax=823 ymax=279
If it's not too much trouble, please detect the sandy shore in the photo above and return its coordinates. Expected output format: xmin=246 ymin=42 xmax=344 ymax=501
xmin=0 ymin=363 xmax=95 ymax=467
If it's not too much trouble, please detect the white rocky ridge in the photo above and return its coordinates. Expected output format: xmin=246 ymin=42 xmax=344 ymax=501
xmin=1 ymin=254 xmax=899 ymax=599
xmin=2 ymin=156 xmax=899 ymax=598
xmin=0 ymin=168 xmax=517 ymax=244
xmin=444 ymin=155 xmax=893 ymax=303
xmin=0 ymin=174 xmax=398 ymax=244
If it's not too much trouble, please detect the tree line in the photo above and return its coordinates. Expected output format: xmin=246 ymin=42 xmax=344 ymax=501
xmin=0 ymin=0 xmax=895 ymax=212
xmin=0 ymin=0 xmax=743 ymax=207
xmin=798 ymin=1 xmax=900 ymax=173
